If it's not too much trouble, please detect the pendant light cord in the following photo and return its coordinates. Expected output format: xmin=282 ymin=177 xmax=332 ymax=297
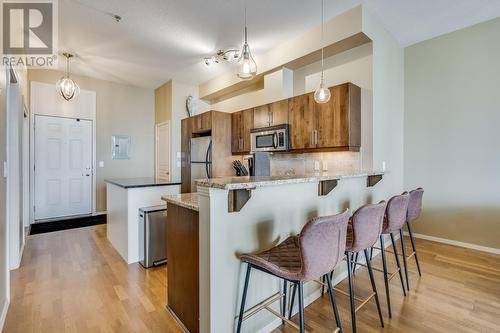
xmin=320 ymin=0 xmax=325 ymax=83
xmin=66 ymin=55 xmax=70 ymax=78
xmin=244 ymin=1 xmax=248 ymax=43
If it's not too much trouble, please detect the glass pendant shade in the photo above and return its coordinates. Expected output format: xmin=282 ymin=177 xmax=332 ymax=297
xmin=56 ymin=53 xmax=80 ymax=101
xmin=237 ymin=42 xmax=257 ymax=80
xmin=314 ymin=79 xmax=331 ymax=104
xmin=57 ymin=76 xmax=80 ymax=101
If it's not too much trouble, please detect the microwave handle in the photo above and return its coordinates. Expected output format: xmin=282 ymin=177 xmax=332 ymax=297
xmin=273 ymin=132 xmax=278 ymax=149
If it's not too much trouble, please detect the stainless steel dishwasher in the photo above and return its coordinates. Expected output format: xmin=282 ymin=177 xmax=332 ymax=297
xmin=139 ymin=205 xmax=167 ymax=268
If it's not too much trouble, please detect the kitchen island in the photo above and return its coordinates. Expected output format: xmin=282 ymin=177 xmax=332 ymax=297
xmin=164 ymin=171 xmax=387 ymax=333
xmin=162 ymin=193 xmax=199 ymax=333
xmin=105 ymin=178 xmax=181 ymax=264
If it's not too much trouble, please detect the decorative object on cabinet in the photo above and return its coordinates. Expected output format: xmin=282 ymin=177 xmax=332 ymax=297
xmin=236 ymin=3 xmax=257 ymax=80
xmin=56 ymin=53 xmax=80 ymax=101
xmin=111 ymin=135 xmax=131 ymax=160
xmin=314 ymin=0 xmax=331 ymax=104
xmin=186 ymin=95 xmax=197 ymax=117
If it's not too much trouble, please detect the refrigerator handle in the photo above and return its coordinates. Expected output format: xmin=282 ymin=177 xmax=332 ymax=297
xmin=205 ymin=140 xmax=213 ymax=178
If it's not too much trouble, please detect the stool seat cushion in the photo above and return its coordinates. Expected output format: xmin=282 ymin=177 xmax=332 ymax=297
xmin=240 ymin=236 xmax=303 ymax=281
xmin=381 ymin=193 xmax=410 ymax=234
xmin=345 ymin=201 xmax=386 ymax=253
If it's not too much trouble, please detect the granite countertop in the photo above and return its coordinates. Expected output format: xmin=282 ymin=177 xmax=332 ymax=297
xmin=195 ymin=170 xmax=384 ymax=190
xmin=105 ymin=177 xmax=182 ymax=189
xmin=162 ymin=193 xmax=199 ymax=212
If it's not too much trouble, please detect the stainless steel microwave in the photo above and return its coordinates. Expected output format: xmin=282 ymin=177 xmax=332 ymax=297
xmin=250 ymin=124 xmax=289 ymax=152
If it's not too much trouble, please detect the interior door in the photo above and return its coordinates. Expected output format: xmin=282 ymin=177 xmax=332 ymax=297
xmin=34 ymin=115 xmax=92 ymax=220
xmin=156 ymin=122 xmax=171 ymax=182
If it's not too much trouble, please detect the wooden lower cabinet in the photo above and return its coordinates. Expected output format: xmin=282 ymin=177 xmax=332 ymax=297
xmin=166 ymin=202 xmax=199 ymax=333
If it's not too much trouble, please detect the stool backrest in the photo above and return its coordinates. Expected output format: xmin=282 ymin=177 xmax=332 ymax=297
xmin=348 ymin=201 xmax=387 ymax=253
xmin=299 ymin=209 xmax=349 ymax=281
xmin=407 ymin=188 xmax=424 ymax=222
xmin=384 ymin=193 xmax=410 ymax=233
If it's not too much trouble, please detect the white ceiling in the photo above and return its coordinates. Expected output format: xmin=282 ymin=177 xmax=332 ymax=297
xmin=57 ymin=0 xmax=500 ymax=89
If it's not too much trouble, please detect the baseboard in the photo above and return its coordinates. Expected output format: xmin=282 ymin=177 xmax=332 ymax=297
xmin=404 ymin=232 xmax=500 ymax=255
xmin=94 ymin=211 xmax=107 ymax=216
xmin=256 ymin=235 xmax=394 ymax=333
xmin=0 ymin=299 xmax=9 ymax=332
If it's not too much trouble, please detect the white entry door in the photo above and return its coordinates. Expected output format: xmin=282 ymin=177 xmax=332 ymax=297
xmin=155 ymin=121 xmax=171 ymax=182
xmin=34 ymin=115 xmax=93 ymax=220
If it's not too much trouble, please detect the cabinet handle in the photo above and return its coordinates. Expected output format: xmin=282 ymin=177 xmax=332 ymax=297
xmin=239 ymin=138 xmax=243 ymax=150
xmin=197 ymin=118 xmax=202 ymax=129
xmin=270 ymin=112 xmax=273 ymax=125
xmin=315 ymin=130 xmax=318 ymax=145
xmin=312 ymin=131 xmax=315 ymax=145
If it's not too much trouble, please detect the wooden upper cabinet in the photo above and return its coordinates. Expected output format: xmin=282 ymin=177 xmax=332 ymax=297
xmin=315 ymin=83 xmax=360 ymax=148
xmin=288 ymin=93 xmax=316 ymax=150
xmin=253 ymin=100 xmax=289 ymax=128
xmin=269 ymin=100 xmax=289 ymax=126
xmin=253 ymin=105 xmax=270 ymax=128
xmin=191 ymin=112 xmax=212 ymax=133
xmin=231 ymin=108 xmax=253 ymax=154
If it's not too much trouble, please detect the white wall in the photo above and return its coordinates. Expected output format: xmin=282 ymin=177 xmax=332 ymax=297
xmin=404 ymin=17 xmax=500 ymax=249
xmin=29 ymin=70 xmax=155 ymax=212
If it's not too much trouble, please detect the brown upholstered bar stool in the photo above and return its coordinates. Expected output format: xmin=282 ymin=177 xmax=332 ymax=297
xmin=343 ymin=202 xmax=387 ymax=333
xmin=379 ymin=193 xmax=410 ymax=318
xmin=236 ymin=210 xmax=349 ymax=333
xmin=405 ymin=188 xmax=424 ymax=278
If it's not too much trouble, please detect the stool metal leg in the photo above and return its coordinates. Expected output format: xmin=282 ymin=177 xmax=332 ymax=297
xmin=236 ymin=265 xmax=252 ymax=333
xmin=406 ymin=221 xmax=422 ymax=276
xmin=298 ymin=282 xmax=305 ymax=333
xmin=282 ymin=280 xmax=288 ymax=324
xmin=288 ymin=283 xmax=297 ymax=320
xmin=399 ymin=229 xmax=410 ymax=291
xmin=352 ymin=252 xmax=359 ymax=275
xmin=325 ymin=272 xmax=343 ymax=333
xmin=390 ymin=233 xmax=407 ymax=296
xmin=364 ymin=249 xmax=384 ymax=328
xmin=321 ymin=275 xmax=325 ymax=296
xmin=346 ymin=252 xmax=357 ymax=333
xmin=379 ymin=235 xmax=392 ymax=318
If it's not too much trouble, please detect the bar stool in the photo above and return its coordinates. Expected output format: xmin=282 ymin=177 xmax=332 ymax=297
xmin=343 ymin=201 xmax=386 ymax=333
xmin=405 ymin=188 xmax=424 ymax=278
xmin=379 ymin=193 xmax=410 ymax=318
xmin=236 ymin=210 xmax=350 ymax=333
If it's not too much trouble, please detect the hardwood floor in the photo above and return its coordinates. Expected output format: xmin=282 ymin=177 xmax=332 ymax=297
xmin=4 ymin=225 xmax=500 ymax=333
xmin=273 ymin=238 xmax=500 ymax=333
xmin=3 ymin=225 xmax=183 ymax=333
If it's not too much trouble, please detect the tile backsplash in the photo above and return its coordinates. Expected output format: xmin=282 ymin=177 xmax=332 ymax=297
xmin=270 ymin=152 xmax=361 ymax=176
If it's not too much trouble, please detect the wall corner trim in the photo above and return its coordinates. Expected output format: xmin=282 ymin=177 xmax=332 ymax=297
xmin=404 ymin=232 xmax=500 ymax=255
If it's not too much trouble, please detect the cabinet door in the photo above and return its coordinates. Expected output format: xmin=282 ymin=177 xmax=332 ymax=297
xmin=315 ymin=85 xmax=349 ymax=148
xmin=192 ymin=112 xmax=212 ymax=133
xmin=269 ymin=100 xmax=289 ymax=126
xmin=231 ymin=111 xmax=243 ymax=153
xmin=253 ymin=105 xmax=270 ymax=128
xmin=288 ymin=93 xmax=316 ymax=150
xmin=241 ymin=108 xmax=253 ymax=152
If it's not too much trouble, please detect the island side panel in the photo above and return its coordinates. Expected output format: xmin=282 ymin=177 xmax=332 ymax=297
xmin=201 ymin=176 xmax=379 ymax=333
xmin=106 ymin=183 xmax=129 ymax=262
xmin=126 ymin=185 xmax=181 ymax=263
xmin=167 ymin=202 xmax=200 ymax=333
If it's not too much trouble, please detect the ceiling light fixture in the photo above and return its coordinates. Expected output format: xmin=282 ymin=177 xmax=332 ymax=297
xmin=204 ymin=49 xmax=240 ymax=66
xmin=314 ymin=0 xmax=331 ymax=104
xmin=56 ymin=53 xmax=80 ymax=102
xmin=236 ymin=2 xmax=257 ymax=80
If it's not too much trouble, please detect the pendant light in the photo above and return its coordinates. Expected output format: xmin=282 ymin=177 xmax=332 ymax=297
xmin=236 ymin=4 xmax=257 ymax=80
xmin=56 ymin=53 xmax=80 ymax=101
xmin=314 ymin=0 xmax=331 ymax=104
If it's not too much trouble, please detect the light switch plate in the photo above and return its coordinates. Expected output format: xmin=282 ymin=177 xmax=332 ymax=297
xmin=176 ymin=151 xmax=181 ymax=159
xmin=3 ymin=161 xmax=7 ymax=178
xmin=99 ymin=161 xmax=104 ymax=168
xmin=176 ymin=161 xmax=181 ymax=168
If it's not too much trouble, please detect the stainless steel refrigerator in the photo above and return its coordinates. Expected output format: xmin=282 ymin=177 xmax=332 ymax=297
xmin=190 ymin=136 xmax=212 ymax=191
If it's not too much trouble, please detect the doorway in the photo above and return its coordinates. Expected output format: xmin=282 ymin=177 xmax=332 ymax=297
xmin=33 ymin=115 xmax=93 ymax=221
xmin=155 ymin=121 xmax=171 ymax=182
